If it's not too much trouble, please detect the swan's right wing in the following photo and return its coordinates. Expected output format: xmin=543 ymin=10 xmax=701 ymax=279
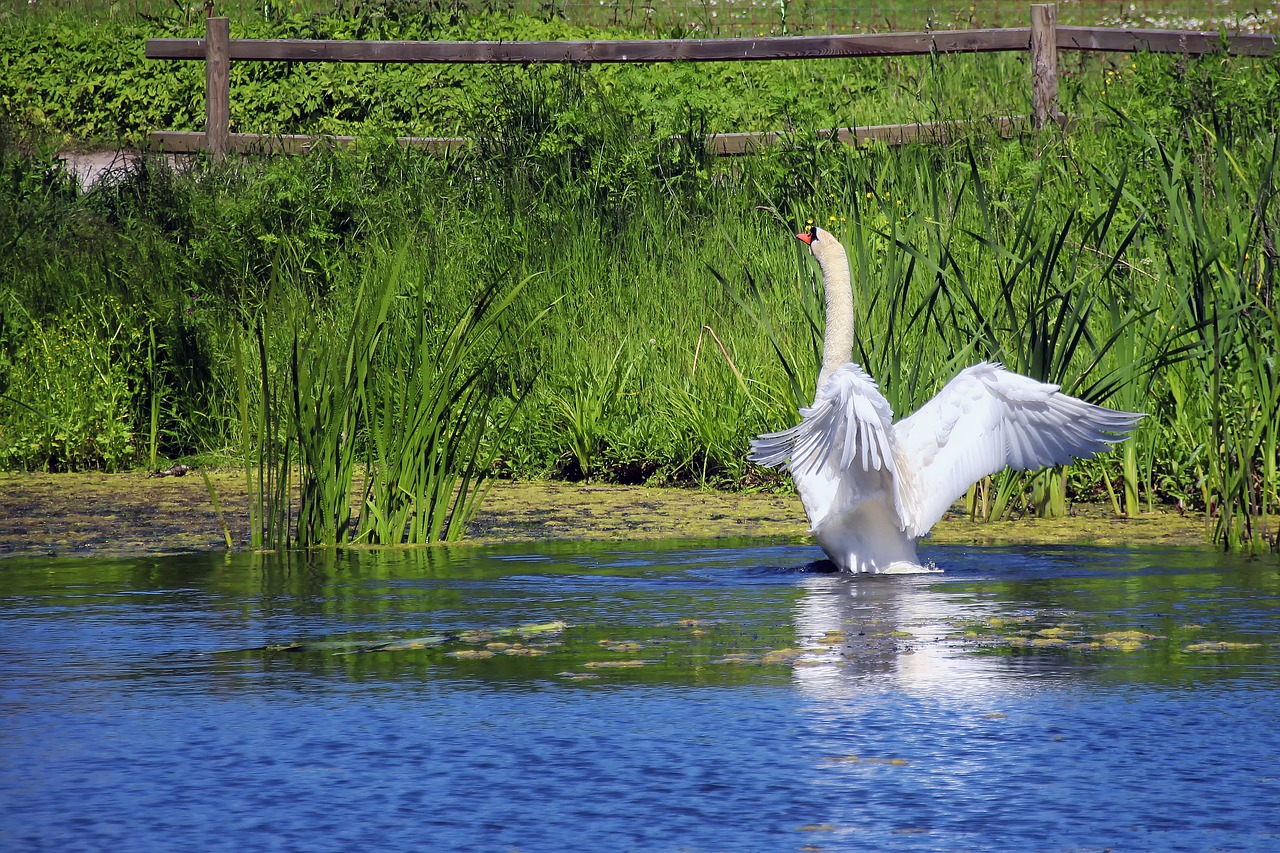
xmin=749 ymin=363 xmax=899 ymax=525
xmin=891 ymin=362 xmax=1144 ymax=537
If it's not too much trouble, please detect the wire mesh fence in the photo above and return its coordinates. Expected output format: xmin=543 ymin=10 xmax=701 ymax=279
xmin=5 ymin=0 xmax=1278 ymax=33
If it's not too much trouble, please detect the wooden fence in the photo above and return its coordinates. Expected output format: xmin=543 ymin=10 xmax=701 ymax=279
xmin=144 ymin=4 xmax=1279 ymax=159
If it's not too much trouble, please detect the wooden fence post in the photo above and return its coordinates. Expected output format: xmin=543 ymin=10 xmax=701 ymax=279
xmin=1031 ymin=4 xmax=1059 ymax=129
xmin=205 ymin=16 xmax=230 ymax=159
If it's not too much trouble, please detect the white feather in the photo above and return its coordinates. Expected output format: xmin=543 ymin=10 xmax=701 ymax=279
xmin=748 ymin=227 xmax=1144 ymax=573
xmin=891 ymin=362 xmax=1142 ymax=538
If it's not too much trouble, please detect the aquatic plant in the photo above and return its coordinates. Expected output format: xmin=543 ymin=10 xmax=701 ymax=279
xmin=1136 ymin=123 xmax=1279 ymax=550
xmin=229 ymin=239 xmax=541 ymax=549
xmin=2 ymin=51 xmax=1279 ymax=553
xmin=290 ymin=254 xmax=396 ymax=547
xmin=358 ymin=249 xmax=543 ymax=545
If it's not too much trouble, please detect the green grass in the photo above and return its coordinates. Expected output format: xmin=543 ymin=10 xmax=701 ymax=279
xmin=3 ymin=0 xmax=1275 ymax=34
xmin=2 ymin=25 xmax=1278 ymax=550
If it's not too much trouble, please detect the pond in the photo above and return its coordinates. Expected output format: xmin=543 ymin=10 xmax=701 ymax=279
xmin=2 ymin=539 xmax=1278 ymax=852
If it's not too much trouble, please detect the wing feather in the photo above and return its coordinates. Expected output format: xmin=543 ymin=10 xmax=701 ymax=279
xmin=892 ymin=362 xmax=1143 ymax=538
xmin=748 ymin=364 xmax=899 ymax=528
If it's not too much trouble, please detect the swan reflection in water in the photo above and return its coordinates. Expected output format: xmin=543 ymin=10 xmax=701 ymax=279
xmin=784 ymin=566 xmax=1014 ymax=699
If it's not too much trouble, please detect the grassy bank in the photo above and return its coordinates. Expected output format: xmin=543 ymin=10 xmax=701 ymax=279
xmin=1 ymin=12 xmax=1278 ymax=551
xmin=0 ymin=471 xmax=1216 ymax=561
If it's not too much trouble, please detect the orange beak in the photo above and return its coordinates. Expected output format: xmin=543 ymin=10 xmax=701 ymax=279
xmin=796 ymin=231 xmax=815 ymax=245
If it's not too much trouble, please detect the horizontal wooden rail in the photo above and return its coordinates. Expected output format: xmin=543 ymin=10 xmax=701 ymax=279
xmin=715 ymin=115 xmax=1058 ymax=153
xmin=150 ymin=116 xmax=1054 ymax=157
xmin=148 ymin=131 xmax=465 ymax=155
xmin=1056 ymin=26 xmax=1277 ymax=56
xmin=143 ymin=5 xmax=1278 ymax=159
xmin=144 ymin=26 xmax=1278 ymax=65
xmin=146 ymin=29 xmax=1033 ymax=64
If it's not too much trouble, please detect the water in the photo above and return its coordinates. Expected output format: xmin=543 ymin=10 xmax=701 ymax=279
xmin=2 ymin=540 xmax=1278 ymax=852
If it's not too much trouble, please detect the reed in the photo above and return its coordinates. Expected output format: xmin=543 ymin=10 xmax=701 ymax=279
xmin=289 ymin=251 xmax=396 ymax=547
xmin=359 ymin=246 xmax=542 ymax=544
xmin=1138 ymin=124 xmax=1280 ymax=549
xmin=3 ymin=55 xmax=1278 ymax=552
xmin=231 ymin=317 xmax=294 ymax=548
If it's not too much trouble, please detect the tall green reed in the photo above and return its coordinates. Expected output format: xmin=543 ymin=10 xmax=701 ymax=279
xmin=1138 ymin=122 xmax=1279 ymax=550
xmin=359 ymin=251 xmax=543 ymax=545
xmin=232 ymin=315 xmax=292 ymax=549
xmin=241 ymin=235 xmax=548 ymax=550
xmin=290 ymin=253 xmax=397 ymax=547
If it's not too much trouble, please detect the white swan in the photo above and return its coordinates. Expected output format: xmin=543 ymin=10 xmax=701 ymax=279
xmin=749 ymin=226 xmax=1143 ymax=573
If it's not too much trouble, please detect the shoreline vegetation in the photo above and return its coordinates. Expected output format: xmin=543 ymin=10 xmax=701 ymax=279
xmin=0 ymin=471 xmax=1218 ymax=561
xmin=1 ymin=8 xmax=1278 ymax=553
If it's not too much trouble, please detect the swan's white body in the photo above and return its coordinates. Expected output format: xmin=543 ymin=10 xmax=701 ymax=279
xmin=749 ymin=226 xmax=1143 ymax=573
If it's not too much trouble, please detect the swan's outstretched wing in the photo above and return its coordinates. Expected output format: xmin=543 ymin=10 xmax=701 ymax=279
xmin=891 ymin=362 xmax=1144 ymax=538
xmin=749 ymin=363 xmax=898 ymax=527
xmin=749 ymin=363 xmax=896 ymax=474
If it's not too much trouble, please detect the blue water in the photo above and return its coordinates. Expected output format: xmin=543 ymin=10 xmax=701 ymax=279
xmin=1 ymin=541 xmax=1278 ymax=852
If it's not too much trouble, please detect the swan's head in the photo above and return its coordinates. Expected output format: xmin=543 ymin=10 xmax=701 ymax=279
xmin=796 ymin=225 xmax=845 ymax=267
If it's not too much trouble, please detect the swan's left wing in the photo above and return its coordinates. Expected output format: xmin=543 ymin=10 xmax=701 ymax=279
xmin=749 ymin=364 xmax=899 ymax=527
xmin=749 ymin=363 xmax=896 ymax=475
xmin=891 ymin=362 xmax=1144 ymax=538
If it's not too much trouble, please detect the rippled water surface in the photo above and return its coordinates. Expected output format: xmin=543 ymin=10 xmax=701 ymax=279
xmin=3 ymin=540 xmax=1278 ymax=852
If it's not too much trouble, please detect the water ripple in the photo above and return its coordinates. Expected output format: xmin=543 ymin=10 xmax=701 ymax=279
xmin=0 ymin=542 xmax=1277 ymax=851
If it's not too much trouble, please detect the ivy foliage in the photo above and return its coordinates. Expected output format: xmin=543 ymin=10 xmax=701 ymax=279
xmin=1 ymin=3 xmax=1029 ymax=146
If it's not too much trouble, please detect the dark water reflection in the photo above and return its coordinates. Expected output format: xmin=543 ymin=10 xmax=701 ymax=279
xmin=2 ymin=540 xmax=1278 ymax=852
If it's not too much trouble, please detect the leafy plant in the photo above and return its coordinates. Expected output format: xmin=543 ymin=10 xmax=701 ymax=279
xmin=548 ymin=342 xmax=637 ymax=480
xmin=359 ymin=250 xmax=544 ymax=544
xmin=0 ymin=297 xmax=142 ymax=471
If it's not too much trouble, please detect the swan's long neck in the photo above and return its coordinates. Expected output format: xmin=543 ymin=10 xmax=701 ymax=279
xmin=815 ymin=241 xmax=855 ymax=394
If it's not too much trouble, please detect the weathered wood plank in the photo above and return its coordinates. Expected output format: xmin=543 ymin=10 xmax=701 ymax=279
xmin=145 ymin=29 xmax=1030 ymax=64
xmin=146 ymin=26 xmax=1278 ymax=65
xmin=148 ymin=131 xmax=471 ymax=154
xmin=205 ymin=18 xmax=230 ymax=161
xmin=149 ymin=131 xmax=206 ymax=152
xmin=149 ymin=117 xmax=1052 ymax=157
xmin=1056 ymin=27 xmax=1278 ymax=55
xmin=712 ymin=117 xmax=1042 ymax=154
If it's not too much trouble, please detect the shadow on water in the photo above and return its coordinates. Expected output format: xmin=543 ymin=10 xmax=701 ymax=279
xmin=1 ymin=539 xmax=1278 ymax=851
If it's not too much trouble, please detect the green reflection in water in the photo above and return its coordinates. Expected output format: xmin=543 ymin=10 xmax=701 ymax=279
xmin=2 ymin=541 xmax=1275 ymax=692
xmin=0 ymin=541 xmax=813 ymax=689
xmin=938 ymin=550 xmax=1279 ymax=686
